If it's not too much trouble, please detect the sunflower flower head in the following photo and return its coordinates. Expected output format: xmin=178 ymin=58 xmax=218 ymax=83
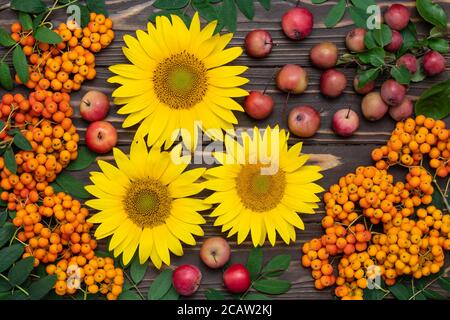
xmin=85 ymin=138 xmax=210 ymax=267
xmin=203 ymin=126 xmax=324 ymax=247
xmin=109 ymin=13 xmax=249 ymax=150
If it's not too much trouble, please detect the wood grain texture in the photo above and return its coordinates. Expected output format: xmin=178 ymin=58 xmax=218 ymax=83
xmin=0 ymin=0 xmax=449 ymax=300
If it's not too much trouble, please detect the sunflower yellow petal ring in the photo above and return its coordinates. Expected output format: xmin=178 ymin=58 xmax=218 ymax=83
xmin=203 ymin=126 xmax=324 ymax=247
xmin=85 ymin=138 xmax=211 ymax=267
xmin=109 ymin=12 xmax=249 ymax=151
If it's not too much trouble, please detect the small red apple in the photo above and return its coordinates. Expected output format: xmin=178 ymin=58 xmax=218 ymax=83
xmin=310 ymin=42 xmax=338 ymax=69
xmin=320 ymin=69 xmax=347 ymax=98
xmin=223 ymin=264 xmax=251 ymax=294
xmin=199 ymin=237 xmax=231 ymax=269
xmin=80 ymin=90 xmax=110 ymax=122
xmin=243 ymin=91 xmax=274 ymax=120
xmin=244 ymin=29 xmax=273 ymax=58
xmin=85 ymin=121 xmax=117 ymax=154
xmin=288 ymin=105 xmax=321 ymax=138
xmin=353 ymin=75 xmax=375 ymax=95
xmin=276 ymin=64 xmax=309 ymax=94
xmin=281 ymin=7 xmax=314 ymax=41
xmin=384 ymin=4 xmax=411 ymax=31
xmin=423 ymin=50 xmax=446 ymax=76
xmin=332 ymin=108 xmax=360 ymax=137
xmin=172 ymin=264 xmax=202 ymax=296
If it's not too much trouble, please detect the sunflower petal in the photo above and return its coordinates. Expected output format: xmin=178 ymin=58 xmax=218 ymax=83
xmin=139 ymin=228 xmax=154 ymax=263
xmin=204 ymin=47 xmax=243 ymax=69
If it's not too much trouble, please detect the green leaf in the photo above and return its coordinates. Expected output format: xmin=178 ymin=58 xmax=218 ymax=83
xmin=358 ymin=68 xmax=380 ymax=88
xmin=119 ymin=290 xmax=143 ymax=300
xmin=10 ymin=0 xmax=47 ymax=14
xmin=0 ymin=244 xmax=23 ymax=273
xmin=258 ymin=0 xmax=271 ymax=10
xmin=390 ymin=66 xmax=412 ymax=85
xmin=49 ymin=182 xmax=64 ymax=194
xmin=246 ymin=248 xmax=263 ymax=281
xmin=0 ymin=222 xmax=15 ymax=248
xmin=411 ymin=65 xmax=426 ymax=83
xmin=34 ymin=27 xmax=63 ymax=44
xmin=373 ymin=24 xmax=392 ymax=47
xmin=416 ymin=0 xmax=448 ymax=30
xmin=148 ymin=269 xmax=173 ymax=300
xmin=415 ymin=78 xmax=450 ymax=120
xmin=399 ymin=22 xmax=417 ymax=55
xmin=32 ymin=12 xmax=46 ymax=31
xmin=253 ymin=279 xmax=291 ymax=295
xmin=422 ymin=289 xmax=446 ymax=300
xmin=8 ymin=256 xmax=35 ymax=286
xmin=86 ymin=0 xmax=109 ymax=16
xmin=350 ymin=0 xmax=376 ymax=9
xmin=19 ymin=13 xmax=33 ymax=31
xmin=0 ymin=276 xmax=12 ymax=292
xmin=312 ymin=0 xmax=327 ymax=3
xmin=324 ymin=0 xmax=346 ymax=28
xmin=432 ymin=190 xmax=445 ymax=208
xmin=160 ymin=286 xmax=179 ymax=300
xmin=0 ymin=212 xmax=7 ymax=227
xmin=153 ymin=0 xmax=189 ymax=10
xmin=66 ymin=146 xmax=97 ymax=171
xmin=12 ymin=46 xmax=29 ymax=84
xmin=78 ymin=5 xmax=91 ymax=28
xmin=243 ymin=293 xmax=272 ymax=300
xmin=130 ymin=256 xmax=148 ymax=284
xmin=28 ymin=275 xmax=57 ymax=300
xmin=4 ymin=147 xmax=17 ymax=175
xmin=364 ymin=31 xmax=377 ymax=50
xmin=205 ymin=288 xmax=227 ymax=300
xmin=388 ymin=283 xmax=411 ymax=300
xmin=55 ymin=172 xmax=91 ymax=199
xmin=364 ymin=288 xmax=385 ymax=300
xmin=149 ymin=10 xmax=191 ymax=26
xmin=438 ymin=277 xmax=450 ymax=292
xmin=261 ymin=254 xmax=291 ymax=277
xmin=9 ymin=210 xmax=16 ymax=219
xmin=428 ymin=38 xmax=449 ymax=54
xmin=13 ymin=132 xmax=32 ymax=151
xmin=0 ymin=62 xmax=14 ymax=90
xmin=0 ymin=290 xmax=28 ymax=300
xmin=348 ymin=6 xmax=369 ymax=28
xmin=220 ymin=0 xmax=237 ymax=32
xmin=0 ymin=28 xmax=16 ymax=47
xmin=192 ymin=0 xmax=218 ymax=22
xmin=358 ymin=47 xmax=385 ymax=67
xmin=236 ymin=0 xmax=254 ymax=20
xmin=429 ymin=26 xmax=446 ymax=39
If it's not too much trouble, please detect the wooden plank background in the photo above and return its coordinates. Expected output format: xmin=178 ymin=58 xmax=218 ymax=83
xmin=0 ymin=0 xmax=449 ymax=300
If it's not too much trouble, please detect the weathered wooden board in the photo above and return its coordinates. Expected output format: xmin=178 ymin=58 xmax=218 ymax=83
xmin=0 ymin=0 xmax=449 ymax=300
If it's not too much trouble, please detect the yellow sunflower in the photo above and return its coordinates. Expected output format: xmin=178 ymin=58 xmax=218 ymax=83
xmin=108 ymin=13 xmax=249 ymax=150
xmin=203 ymin=126 xmax=324 ymax=247
xmin=85 ymin=138 xmax=210 ymax=267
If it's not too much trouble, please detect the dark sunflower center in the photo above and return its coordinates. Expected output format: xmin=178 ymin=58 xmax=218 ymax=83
xmin=236 ymin=164 xmax=286 ymax=212
xmin=153 ymin=51 xmax=207 ymax=109
xmin=123 ymin=178 xmax=172 ymax=228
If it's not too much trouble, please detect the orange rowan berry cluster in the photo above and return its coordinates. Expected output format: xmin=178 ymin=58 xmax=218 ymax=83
xmin=0 ymin=91 xmax=73 ymax=128
xmin=10 ymin=188 xmax=123 ymax=300
xmin=11 ymin=12 xmax=114 ymax=93
xmin=47 ymin=255 xmax=124 ymax=299
xmin=323 ymin=166 xmax=418 ymax=226
xmin=302 ymin=222 xmax=372 ymax=293
xmin=303 ymin=115 xmax=450 ymax=300
xmin=13 ymin=190 xmax=95 ymax=265
xmin=371 ymin=116 xmax=450 ymax=178
xmin=0 ymin=92 xmax=78 ymax=209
